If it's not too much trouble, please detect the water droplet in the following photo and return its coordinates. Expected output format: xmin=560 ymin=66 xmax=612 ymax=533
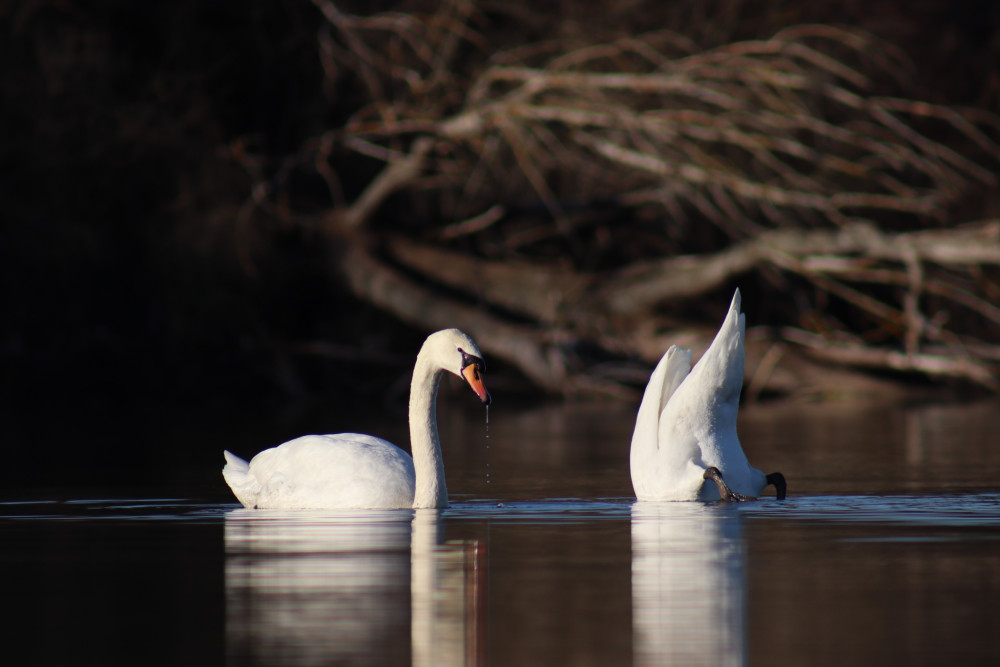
xmin=484 ymin=406 xmax=493 ymax=485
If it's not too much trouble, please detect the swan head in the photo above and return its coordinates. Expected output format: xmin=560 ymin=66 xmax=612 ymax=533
xmin=426 ymin=329 xmax=492 ymax=406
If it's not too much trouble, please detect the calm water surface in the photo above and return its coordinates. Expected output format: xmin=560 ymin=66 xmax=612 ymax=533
xmin=3 ymin=398 xmax=1000 ymax=665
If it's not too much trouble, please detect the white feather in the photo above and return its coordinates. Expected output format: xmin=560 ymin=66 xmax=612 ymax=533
xmin=630 ymin=289 xmax=768 ymax=501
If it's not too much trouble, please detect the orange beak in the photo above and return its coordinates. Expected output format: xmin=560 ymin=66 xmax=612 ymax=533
xmin=461 ymin=364 xmax=492 ymax=405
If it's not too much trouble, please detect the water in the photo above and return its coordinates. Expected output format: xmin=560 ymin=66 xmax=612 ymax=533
xmin=3 ymin=398 xmax=1000 ymax=665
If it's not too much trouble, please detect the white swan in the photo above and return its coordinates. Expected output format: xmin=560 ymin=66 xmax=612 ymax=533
xmin=630 ymin=289 xmax=785 ymax=501
xmin=223 ymin=329 xmax=491 ymax=509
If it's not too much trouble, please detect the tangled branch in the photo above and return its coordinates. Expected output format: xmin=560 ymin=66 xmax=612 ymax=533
xmin=268 ymin=3 xmax=1000 ymax=396
xmin=314 ymin=15 xmax=998 ymax=233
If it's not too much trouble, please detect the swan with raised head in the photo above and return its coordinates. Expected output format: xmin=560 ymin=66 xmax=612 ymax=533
xmin=630 ymin=289 xmax=785 ymax=501
xmin=223 ymin=329 xmax=491 ymax=509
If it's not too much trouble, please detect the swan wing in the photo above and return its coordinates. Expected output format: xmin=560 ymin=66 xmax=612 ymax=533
xmin=681 ymin=289 xmax=746 ymax=412
xmin=632 ymin=345 xmax=693 ymax=450
xmin=630 ymin=345 xmax=693 ymax=499
xmin=226 ymin=434 xmax=417 ymax=509
xmin=671 ymin=289 xmax=765 ymax=497
xmin=663 ymin=289 xmax=744 ymax=454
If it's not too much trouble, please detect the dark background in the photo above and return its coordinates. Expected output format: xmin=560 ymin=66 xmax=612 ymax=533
xmin=3 ymin=0 xmax=999 ymax=491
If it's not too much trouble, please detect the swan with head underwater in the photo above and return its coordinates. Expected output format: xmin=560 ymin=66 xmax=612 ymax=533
xmin=631 ymin=289 xmax=786 ymax=502
xmin=223 ymin=329 xmax=491 ymax=509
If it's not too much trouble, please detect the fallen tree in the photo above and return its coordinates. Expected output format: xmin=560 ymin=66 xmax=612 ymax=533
xmin=235 ymin=1 xmax=1000 ymax=397
xmin=329 ymin=221 xmax=1000 ymax=395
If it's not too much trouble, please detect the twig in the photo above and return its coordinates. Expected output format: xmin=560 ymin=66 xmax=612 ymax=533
xmin=338 ymin=136 xmax=434 ymax=230
xmin=338 ymin=243 xmax=568 ymax=391
xmin=780 ymin=328 xmax=1000 ymax=390
xmin=438 ymin=205 xmax=506 ymax=239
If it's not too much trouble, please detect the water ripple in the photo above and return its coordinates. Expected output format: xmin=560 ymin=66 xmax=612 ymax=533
xmin=4 ymin=493 xmax=1000 ymax=529
xmin=738 ymin=492 xmax=1000 ymax=527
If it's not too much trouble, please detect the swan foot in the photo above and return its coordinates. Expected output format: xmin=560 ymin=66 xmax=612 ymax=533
xmin=766 ymin=472 xmax=787 ymax=500
xmin=702 ymin=467 xmax=756 ymax=502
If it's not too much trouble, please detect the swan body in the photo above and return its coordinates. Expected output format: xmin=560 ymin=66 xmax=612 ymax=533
xmin=630 ymin=289 xmax=783 ymax=501
xmin=223 ymin=329 xmax=491 ymax=509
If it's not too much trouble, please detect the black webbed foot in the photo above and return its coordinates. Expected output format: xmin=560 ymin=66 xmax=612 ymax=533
xmin=766 ymin=472 xmax=787 ymax=500
xmin=703 ymin=467 xmax=755 ymax=502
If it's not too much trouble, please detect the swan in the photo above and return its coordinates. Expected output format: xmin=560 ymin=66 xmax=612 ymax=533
xmin=223 ymin=329 xmax=491 ymax=509
xmin=630 ymin=289 xmax=786 ymax=501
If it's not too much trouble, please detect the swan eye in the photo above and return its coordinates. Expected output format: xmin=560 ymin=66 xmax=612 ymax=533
xmin=459 ymin=348 xmax=485 ymax=375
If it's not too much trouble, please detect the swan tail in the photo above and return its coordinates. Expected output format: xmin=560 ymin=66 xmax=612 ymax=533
xmin=658 ymin=346 xmax=693 ymax=414
xmin=223 ymin=450 xmax=249 ymax=473
xmin=687 ymin=288 xmax=745 ymax=396
xmin=631 ymin=345 xmax=692 ymax=458
xmin=723 ymin=288 xmax=746 ymax=345
xmin=222 ymin=450 xmax=259 ymax=508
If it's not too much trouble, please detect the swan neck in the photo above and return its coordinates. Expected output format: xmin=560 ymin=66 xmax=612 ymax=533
xmin=410 ymin=353 xmax=448 ymax=508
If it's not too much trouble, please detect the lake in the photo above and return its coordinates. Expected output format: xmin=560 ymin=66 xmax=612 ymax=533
xmin=2 ymin=395 xmax=1000 ymax=665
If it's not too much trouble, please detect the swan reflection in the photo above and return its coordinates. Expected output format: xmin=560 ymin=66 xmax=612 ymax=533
xmin=631 ymin=502 xmax=747 ymax=666
xmin=225 ymin=508 xmax=482 ymax=665
xmin=411 ymin=510 xmax=485 ymax=666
